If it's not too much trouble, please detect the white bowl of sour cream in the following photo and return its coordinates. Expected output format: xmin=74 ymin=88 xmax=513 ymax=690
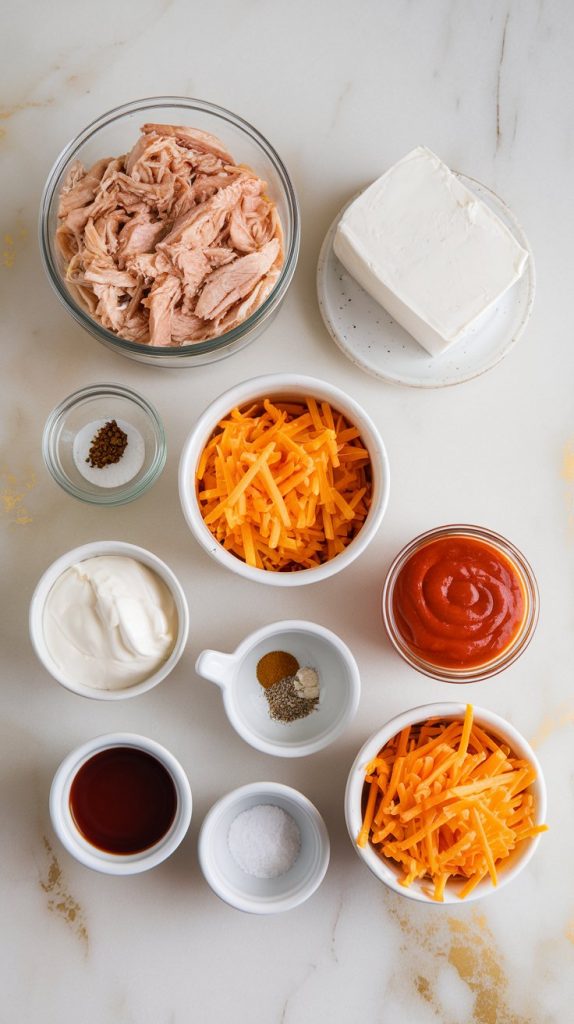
xmin=29 ymin=541 xmax=189 ymax=700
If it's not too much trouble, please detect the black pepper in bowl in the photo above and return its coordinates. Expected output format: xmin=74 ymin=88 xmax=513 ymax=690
xmin=265 ymin=675 xmax=319 ymax=723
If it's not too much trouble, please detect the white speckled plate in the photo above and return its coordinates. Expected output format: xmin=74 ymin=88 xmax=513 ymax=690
xmin=316 ymin=175 xmax=535 ymax=388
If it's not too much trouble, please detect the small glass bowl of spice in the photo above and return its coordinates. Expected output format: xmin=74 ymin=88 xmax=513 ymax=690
xmin=195 ymin=619 xmax=361 ymax=757
xmin=198 ymin=781 xmax=330 ymax=913
xmin=42 ymin=383 xmax=166 ymax=506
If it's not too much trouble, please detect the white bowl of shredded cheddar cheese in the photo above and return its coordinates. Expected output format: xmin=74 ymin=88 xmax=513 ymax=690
xmin=178 ymin=373 xmax=390 ymax=586
xmin=345 ymin=703 xmax=547 ymax=904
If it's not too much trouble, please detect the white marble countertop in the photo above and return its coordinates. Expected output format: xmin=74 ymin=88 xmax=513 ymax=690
xmin=2 ymin=1 xmax=574 ymax=1021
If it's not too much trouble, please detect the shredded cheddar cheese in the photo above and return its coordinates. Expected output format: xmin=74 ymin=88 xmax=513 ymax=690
xmin=196 ymin=397 xmax=373 ymax=571
xmin=358 ymin=705 xmax=547 ymax=901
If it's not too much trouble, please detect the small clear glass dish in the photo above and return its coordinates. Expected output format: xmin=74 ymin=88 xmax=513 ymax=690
xmin=42 ymin=383 xmax=166 ymax=506
xmin=381 ymin=524 xmax=539 ymax=683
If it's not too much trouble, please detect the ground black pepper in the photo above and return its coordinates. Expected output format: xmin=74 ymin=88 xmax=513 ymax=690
xmin=86 ymin=420 xmax=128 ymax=469
xmin=264 ymin=675 xmax=319 ymax=723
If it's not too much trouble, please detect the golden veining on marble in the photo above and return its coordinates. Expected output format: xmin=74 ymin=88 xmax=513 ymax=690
xmin=39 ymin=837 xmax=88 ymax=953
xmin=385 ymin=893 xmax=536 ymax=1023
xmin=0 ymin=467 xmax=35 ymax=525
xmin=2 ymin=225 xmax=27 ymax=268
xmin=561 ymin=440 xmax=574 ymax=536
xmin=415 ymin=974 xmax=432 ymax=1002
xmin=529 ymin=706 xmax=574 ymax=750
xmin=0 ymin=99 xmax=55 ymax=121
xmin=562 ymin=440 xmax=574 ymax=482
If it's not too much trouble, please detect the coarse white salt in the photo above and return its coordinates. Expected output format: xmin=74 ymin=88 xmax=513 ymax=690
xmin=227 ymin=803 xmax=301 ymax=879
xmin=73 ymin=418 xmax=145 ymax=488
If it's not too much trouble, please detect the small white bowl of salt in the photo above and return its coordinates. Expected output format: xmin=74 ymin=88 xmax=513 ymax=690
xmin=198 ymin=781 xmax=330 ymax=913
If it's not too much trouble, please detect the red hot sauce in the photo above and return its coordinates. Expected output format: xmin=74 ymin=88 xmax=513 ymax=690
xmin=392 ymin=535 xmax=526 ymax=670
xmin=69 ymin=747 xmax=177 ymax=855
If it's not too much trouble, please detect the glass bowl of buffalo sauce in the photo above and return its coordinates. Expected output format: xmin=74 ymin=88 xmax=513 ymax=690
xmin=49 ymin=734 xmax=192 ymax=874
xmin=382 ymin=525 xmax=539 ymax=683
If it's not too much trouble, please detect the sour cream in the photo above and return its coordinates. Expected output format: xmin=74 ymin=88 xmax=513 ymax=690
xmin=42 ymin=556 xmax=178 ymax=690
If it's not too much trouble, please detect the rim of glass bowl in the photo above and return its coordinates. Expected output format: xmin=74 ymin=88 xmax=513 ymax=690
xmin=42 ymin=382 xmax=167 ymax=506
xmin=39 ymin=96 xmax=301 ymax=362
xmin=381 ymin=523 xmax=540 ymax=683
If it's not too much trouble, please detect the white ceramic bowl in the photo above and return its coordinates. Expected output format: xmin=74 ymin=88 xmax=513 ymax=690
xmin=345 ymin=702 xmax=547 ymax=904
xmin=29 ymin=541 xmax=189 ymax=700
xmin=198 ymin=781 xmax=330 ymax=913
xmin=50 ymin=733 xmax=192 ymax=874
xmin=196 ymin=619 xmax=361 ymax=757
xmin=178 ymin=373 xmax=390 ymax=587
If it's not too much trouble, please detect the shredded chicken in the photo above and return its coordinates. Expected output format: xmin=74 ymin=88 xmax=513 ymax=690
xmin=56 ymin=124 xmax=284 ymax=347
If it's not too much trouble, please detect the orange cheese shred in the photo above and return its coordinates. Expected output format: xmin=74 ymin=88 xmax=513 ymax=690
xmin=357 ymin=705 xmax=548 ymax=901
xmin=196 ymin=398 xmax=373 ymax=570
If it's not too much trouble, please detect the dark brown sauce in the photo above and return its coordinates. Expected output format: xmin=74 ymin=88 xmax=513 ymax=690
xmin=69 ymin=747 xmax=178 ymax=855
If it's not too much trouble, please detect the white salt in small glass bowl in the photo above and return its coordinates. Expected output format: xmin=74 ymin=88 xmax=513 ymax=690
xmin=178 ymin=373 xmax=390 ymax=586
xmin=344 ymin=702 xmax=547 ymax=904
xmin=29 ymin=540 xmax=189 ymax=700
xmin=198 ymin=781 xmax=330 ymax=913
xmin=195 ymin=619 xmax=361 ymax=757
xmin=43 ymin=383 xmax=166 ymax=506
xmin=50 ymin=732 xmax=192 ymax=875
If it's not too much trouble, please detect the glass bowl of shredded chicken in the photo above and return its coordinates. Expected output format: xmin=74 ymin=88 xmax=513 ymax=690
xmin=39 ymin=97 xmax=300 ymax=367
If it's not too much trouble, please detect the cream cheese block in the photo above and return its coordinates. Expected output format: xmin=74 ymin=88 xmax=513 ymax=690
xmin=333 ymin=147 xmax=529 ymax=357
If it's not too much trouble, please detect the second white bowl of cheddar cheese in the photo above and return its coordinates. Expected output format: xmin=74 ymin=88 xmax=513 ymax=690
xmin=345 ymin=703 xmax=547 ymax=904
